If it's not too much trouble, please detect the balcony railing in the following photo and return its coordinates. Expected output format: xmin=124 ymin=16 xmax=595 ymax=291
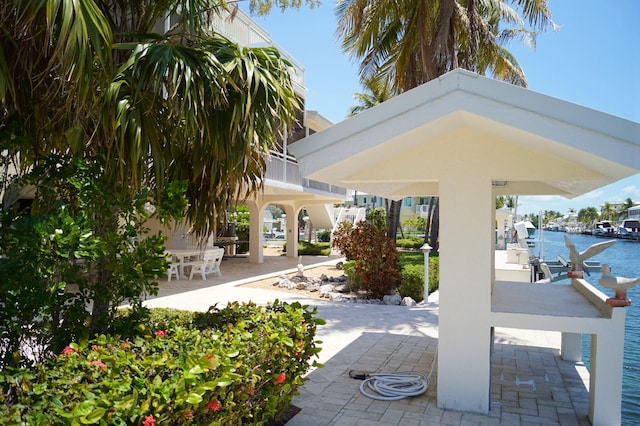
xmin=264 ymin=151 xmax=347 ymax=197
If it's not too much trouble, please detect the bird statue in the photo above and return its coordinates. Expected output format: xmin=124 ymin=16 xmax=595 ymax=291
xmin=564 ymin=235 xmax=615 ymax=277
xmin=534 ymin=262 xmax=553 ymax=284
xmin=599 ymin=264 xmax=639 ymax=307
xmin=296 ymin=255 xmax=305 ymax=277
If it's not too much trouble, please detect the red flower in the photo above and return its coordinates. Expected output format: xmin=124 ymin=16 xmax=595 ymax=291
xmin=274 ymin=372 xmax=286 ymax=385
xmin=61 ymin=346 xmax=78 ymax=355
xmin=91 ymin=345 xmax=103 ymax=351
xmin=154 ymin=330 xmax=167 ymax=337
xmin=91 ymin=360 xmax=107 ymax=370
xmin=208 ymin=400 xmax=221 ymax=412
xmin=142 ymin=415 xmax=155 ymax=426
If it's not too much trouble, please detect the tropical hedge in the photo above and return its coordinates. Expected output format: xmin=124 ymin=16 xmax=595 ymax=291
xmin=0 ymin=302 xmax=324 ymax=425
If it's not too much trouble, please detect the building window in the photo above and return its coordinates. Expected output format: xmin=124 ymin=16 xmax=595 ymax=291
xmin=403 ymin=197 xmax=412 ymax=207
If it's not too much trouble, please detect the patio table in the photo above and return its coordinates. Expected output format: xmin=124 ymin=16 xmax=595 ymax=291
xmin=167 ymin=249 xmax=204 ymax=278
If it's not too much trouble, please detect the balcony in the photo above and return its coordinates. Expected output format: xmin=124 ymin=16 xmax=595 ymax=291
xmin=264 ymin=151 xmax=347 ymax=198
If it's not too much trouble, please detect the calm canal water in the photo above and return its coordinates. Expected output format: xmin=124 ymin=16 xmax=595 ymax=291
xmin=531 ymin=231 xmax=639 ymax=424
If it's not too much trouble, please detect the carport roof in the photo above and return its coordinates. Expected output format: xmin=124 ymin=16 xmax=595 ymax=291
xmin=290 ymin=69 xmax=640 ymax=199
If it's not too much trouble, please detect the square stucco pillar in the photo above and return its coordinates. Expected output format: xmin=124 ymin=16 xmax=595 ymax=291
xmin=589 ymin=308 xmax=626 ymax=425
xmin=437 ymin=176 xmax=493 ymax=414
xmin=248 ymin=202 xmax=265 ymax=264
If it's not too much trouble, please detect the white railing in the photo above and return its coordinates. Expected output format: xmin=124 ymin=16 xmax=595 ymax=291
xmin=264 ymin=150 xmax=347 ymax=197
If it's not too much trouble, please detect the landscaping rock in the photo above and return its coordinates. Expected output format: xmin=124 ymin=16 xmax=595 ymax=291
xmin=383 ymin=294 xmax=402 ymax=305
xmin=401 ymin=296 xmax=417 ymax=307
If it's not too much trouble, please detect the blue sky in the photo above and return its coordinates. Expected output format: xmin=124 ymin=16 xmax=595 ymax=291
xmin=245 ymin=1 xmax=640 ymax=217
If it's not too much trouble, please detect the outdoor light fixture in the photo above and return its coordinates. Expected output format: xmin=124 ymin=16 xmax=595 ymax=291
xmin=492 ymin=180 xmax=508 ymax=187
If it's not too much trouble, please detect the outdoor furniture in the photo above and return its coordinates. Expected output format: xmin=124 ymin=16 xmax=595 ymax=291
xmin=167 ymin=248 xmax=205 ymax=278
xmin=189 ymin=248 xmax=224 ymax=280
xmin=164 ymin=252 xmax=181 ymax=282
xmin=167 ymin=261 xmax=180 ymax=282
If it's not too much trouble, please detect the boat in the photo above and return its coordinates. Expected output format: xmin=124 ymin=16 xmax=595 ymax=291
xmin=592 ymin=220 xmax=616 ymax=238
xmin=616 ymin=219 xmax=640 ymax=240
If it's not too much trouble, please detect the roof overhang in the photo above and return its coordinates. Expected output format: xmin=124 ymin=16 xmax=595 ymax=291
xmin=290 ymin=69 xmax=640 ymax=199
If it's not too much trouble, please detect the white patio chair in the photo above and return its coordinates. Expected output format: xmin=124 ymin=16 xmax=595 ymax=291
xmin=167 ymin=262 xmax=180 ymax=282
xmin=166 ymin=252 xmax=180 ymax=282
xmin=189 ymin=248 xmax=224 ymax=280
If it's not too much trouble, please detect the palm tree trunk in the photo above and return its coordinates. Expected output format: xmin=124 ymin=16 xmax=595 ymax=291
xmin=424 ymin=197 xmax=439 ymax=250
xmin=386 ymin=200 xmax=402 ymax=242
xmin=428 ymin=198 xmax=440 ymax=250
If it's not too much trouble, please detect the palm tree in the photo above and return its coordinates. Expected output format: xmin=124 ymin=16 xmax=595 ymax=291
xmin=336 ymin=0 xmax=554 ymax=246
xmin=1 ymin=0 xmax=301 ymax=331
xmin=619 ymin=197 xmax=635 ymax=220
xmin=578 ymin=207 xmax=599 ymax=228
xmin=601 ymin=202 xmax=617 ymax=221
xmin=348 ymin=75 xmax=396 ymax=117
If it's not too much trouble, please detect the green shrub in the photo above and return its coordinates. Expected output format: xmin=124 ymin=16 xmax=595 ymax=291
xmin=426 ymin=255 xmax=439 ymax=293
xmin=397 ymin=255 xmax=440 ymax=300
xmin=342 ymin=260 xmax=361 ymax=291
xmin=0 ymin=302 xmax=324 ymax=425
xmin=235 ymin=222 xmax=250 ymax=254
xmin=399 ymin=264 xmax=425 ymax=302
xmin=332 ymin=209 xmax=400 ymax=299
xmin=318 ymin=230 xmax=331 ymax=243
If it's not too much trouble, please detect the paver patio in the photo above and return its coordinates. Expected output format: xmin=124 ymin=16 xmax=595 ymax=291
xmin=144 ymin=254 xmax=592 ymax=425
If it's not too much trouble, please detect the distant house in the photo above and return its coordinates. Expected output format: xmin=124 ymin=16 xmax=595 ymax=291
xmin=350 ymin=194 xmax=432 ymax=225
xmin=627 ymin=204 xmax=640 ymax=219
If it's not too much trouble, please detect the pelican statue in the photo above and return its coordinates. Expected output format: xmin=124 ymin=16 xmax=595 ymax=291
xmin=564 ymin=235 xmax=615 ymax=273
xmin=599 ymin=264 xmax=640 ymax=307
xmin=296 ymin=255 xmax=305 ymax=277
xmin=534 ymin=262 xmax=553 ymax=284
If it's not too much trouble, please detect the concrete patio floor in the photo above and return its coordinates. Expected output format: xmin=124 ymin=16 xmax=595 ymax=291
xmin=143 ymin=253 xmax=592 ymax=425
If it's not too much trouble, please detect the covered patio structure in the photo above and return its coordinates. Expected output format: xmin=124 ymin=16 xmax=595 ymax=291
xmin=289 ymin=69 xmax=640 ymax=425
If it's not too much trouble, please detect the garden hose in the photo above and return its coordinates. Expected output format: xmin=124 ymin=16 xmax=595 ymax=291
xmin=349 ymin=349 xmax=437 ymax=401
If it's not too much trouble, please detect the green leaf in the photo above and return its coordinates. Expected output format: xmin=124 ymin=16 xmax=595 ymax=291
xmin=53 ymin=408 xmax=74 ymax=419
xmin=72 ymin=400 xmax=95 ymax=417
xmin=81 ymin=407 xmax=106 ymax=424
xmin=215 ymin=377 xmax=233 ymax=387
xmin=281 ymin=336 xmax=294 ymax=347
xmin=186 ymin=392 xmax=203 ymax=405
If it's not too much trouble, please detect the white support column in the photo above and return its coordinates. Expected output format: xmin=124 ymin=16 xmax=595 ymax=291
xmin=437 ymin=176 xmax=493 ymax=414
xmin=282 ymin=204 xmax=298 ymax=258
xmin=248 ymin=201 xmax=265 ymax=264
xmin=589 ymin=309 xmax=626 ymax=426
xmin=561 ymin=332 xmax=582 ymax=362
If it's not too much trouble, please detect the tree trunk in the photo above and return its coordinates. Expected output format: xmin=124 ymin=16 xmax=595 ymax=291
xmin=89 ymin=206 xmax=118 ymax=335
xmin=386 ymin=199 xmax=402 ymax=242
xmin=428 ymin=197 xmax=440 ymax=250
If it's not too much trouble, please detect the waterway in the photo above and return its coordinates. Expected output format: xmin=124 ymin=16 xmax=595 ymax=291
xmin=532 ymin=231 xmax=639 ymax=424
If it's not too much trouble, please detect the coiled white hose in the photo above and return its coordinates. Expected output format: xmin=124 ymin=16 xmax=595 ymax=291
xmin=352 ymin=349 xmax=437 ymax=401
xmin=359 ymin=371 xmax=430 ymax=401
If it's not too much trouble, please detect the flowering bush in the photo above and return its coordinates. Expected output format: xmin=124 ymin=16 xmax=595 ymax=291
xmin=332 ymin=209 xmax=400 ymax=299
xmin=0 ymin=301 xmax=324 ymax=425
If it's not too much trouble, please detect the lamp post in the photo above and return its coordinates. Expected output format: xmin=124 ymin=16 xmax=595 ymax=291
xmin=420 ymin=243 xmax=432 ymax=303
